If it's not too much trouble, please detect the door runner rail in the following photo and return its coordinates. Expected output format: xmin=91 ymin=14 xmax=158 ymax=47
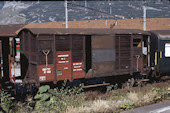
xmin=82 ymin=82 xmax=110 ymax=88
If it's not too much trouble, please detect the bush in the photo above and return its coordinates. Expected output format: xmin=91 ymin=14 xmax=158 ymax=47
xmin=120 ymin=102 xmax=134 ymax=110
xmin=151 ymin=87 xmax=170 ymax=102
xmin=33 ymin=80 xmax=84 ymax=112
xmin=0 ymin=90 xmax=14 ymax=113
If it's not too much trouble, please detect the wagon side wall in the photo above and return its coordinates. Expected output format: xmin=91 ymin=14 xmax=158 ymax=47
xmin=20 ymin=30 xmax=37 ymax=84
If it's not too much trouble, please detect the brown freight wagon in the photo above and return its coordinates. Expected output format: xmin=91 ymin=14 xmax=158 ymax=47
xmin=0 ymin=40 xmax=1 ymax=91
xmin=17 ymin=28 xmax=150 ymax=86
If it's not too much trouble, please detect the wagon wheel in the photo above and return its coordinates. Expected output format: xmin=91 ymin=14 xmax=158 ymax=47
xmin=150 ymin=70 xmax=161 ymax=82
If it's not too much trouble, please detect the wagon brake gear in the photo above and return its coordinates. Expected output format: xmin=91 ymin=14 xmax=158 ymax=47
xmin=42 ymin=50 xmax=50 ymax=68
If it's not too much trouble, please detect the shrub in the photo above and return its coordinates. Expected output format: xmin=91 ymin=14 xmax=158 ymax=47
xmin=0 ymin=90 xmax=14 ymax=113
xmin=120 ymin=102 xmax=134 ymax=110
xmin=127 ymin=92 xmax=139 ymax=103
xmin=33 ymin=81 xmax=83 ymax=112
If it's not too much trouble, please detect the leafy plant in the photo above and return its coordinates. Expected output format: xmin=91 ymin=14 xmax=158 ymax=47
xmin=33 ymin=80 xmax=83 ymax=112
xmin=106 ymin=84 xmax=118 ymax=93
xmin=114 ymin=83 xmax=118 ymax=90
xmin=34 ymin=85 xmax=53 ymax=111
xmin=167 ymin=87 xmax=170 ymax=100
xmin=152 ymin=87 xmax=161 ymax=92
xmin=151 ymin=87 xmax=162 ymax=101
xmin=120 ymin=102 xmax=134 ymax=110
xmin=0 ymin=90 xmax=14 ymax=113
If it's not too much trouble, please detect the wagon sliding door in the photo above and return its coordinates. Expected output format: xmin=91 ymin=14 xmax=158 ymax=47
xmin=92 ymin=35 xmax=115 ymax=77
xmin=37 ymin=36 xmax=54 ymax=83
xmin=133 ymin=35 xmax=143 ymax=73
xmin=72 ymin=35 xmax=85 ymax=79
xmin=56 ymin=36 xmax=72 ymax=81
xmin=55 ymin=35 xmax=85 ymax=82
xmin=115 ymin=35 xmax=131 ymax=75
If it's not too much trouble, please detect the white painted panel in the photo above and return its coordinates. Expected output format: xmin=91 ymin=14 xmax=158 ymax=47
xmin=165 ymin=43 xmax=170 ymax=57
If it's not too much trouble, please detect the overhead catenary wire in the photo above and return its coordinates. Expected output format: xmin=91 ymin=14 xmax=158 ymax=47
xmin=65 ymin=1 xmax=124 ymax=28
xmin=67 ymin=2 xmax=116 ymax=18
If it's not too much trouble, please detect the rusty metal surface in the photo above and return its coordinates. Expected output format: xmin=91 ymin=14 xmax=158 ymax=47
xmin=0 ymin=41 xmax=2 ymax=82
xmin=0 ymin=24 xmax=24 ymax=37
xmin=0 ymin=41 xmax=2 ymax=58
xmin=38 ymin=65 xmax=54 ymax=83
xmin=56 ymin=36 xmax=71 ymax=51
xmin=20 ymin=31 xmax=37 ymax=84
xmin=56 ymin=51 xmax=72 ymax=82
xmin=72 ymin=35 xmax=84 ymax=62
xmin=92 ymin=49 xmax=115 ymax=62
xmin=92 ymin=35 xmax=115 ymax=62
xmin=17 ymin=28 xmax=150 ymax=36
xmin=72 ymin=62 xmax=85 ymax=80
xmin=92 ymin=35 xmax=115 ymax=49
xmin=92 ymin=61 xmax=114 ymax=77
xmin=82 ymin=82 xmax=110 ymax=88
xmin=115 ymin=35 xmax=131 ymax=74
xmin=91 ymin=35 xmax=115 ymax=77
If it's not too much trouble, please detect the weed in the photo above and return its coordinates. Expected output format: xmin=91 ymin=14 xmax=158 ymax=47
xmin=0 ymin=90 xmax=14 ymax=113
xmin=151 ymin=87 xmax=166 ymax=102
xmin=1 ymin=80 xmax=170 ymax=113
xmin=152 ymin=87 xmax=161 ymax=92
xmin=142 ymin=90 xmax=158 ymax=103
xmin=167 ymin=87 xmax=170 ymax=100
xmin=120 ymin=102 xmax=134 ymax=110
xmin=127 ymin=92 xmax=139 ymax=103
xmin=33 ymin=80 xmax=84 ymax=112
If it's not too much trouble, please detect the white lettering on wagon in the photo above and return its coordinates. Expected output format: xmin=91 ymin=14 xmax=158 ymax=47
xmin=42 ymin=68 xmax=51 ymax=74
xmin=58 ymin=54 xmax=69 ymax=57
xmin=73 ymin=69 xmax=83 ymax=71
xmin=61 ymin=58 xmax=66 ymax=60
xmin=73 ymin=62 xmax=83 ymax=72
xmin=73 ymin=63 xmax=82 ymax=66
xmin=57 ymin=54 xmax=69 ymax=64
xmin=39 ymin=76 xmax=46 ymax=81
xmin=64 ymin=67 xmax=68 ymax=70
xmin=58 ymin=61 xmax=69 ymax=63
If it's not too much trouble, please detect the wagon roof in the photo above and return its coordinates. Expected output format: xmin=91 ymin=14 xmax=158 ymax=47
xmin=18 ymin=28 xmax=150 ymax=35
xmin=150 ymin=30 xmax=170 ymax=36
xmin=0 ymin=24 xmax=25 ymax=37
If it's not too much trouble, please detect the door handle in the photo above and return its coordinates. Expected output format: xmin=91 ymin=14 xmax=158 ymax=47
xmin=155 ymin=52 xmax=157 ymax=66
xmin=160 ymin=51 xmax=162 ymax=59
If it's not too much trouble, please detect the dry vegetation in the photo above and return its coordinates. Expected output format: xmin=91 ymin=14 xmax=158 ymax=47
xmin=65 ymin=80 xmax=170 ymax=113
xmin=0 ymin=80 xmax=170 ymax=113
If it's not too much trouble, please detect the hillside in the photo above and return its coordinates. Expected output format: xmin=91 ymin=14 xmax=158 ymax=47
xmin=0 ymin=1 xmax=169 ymax=25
